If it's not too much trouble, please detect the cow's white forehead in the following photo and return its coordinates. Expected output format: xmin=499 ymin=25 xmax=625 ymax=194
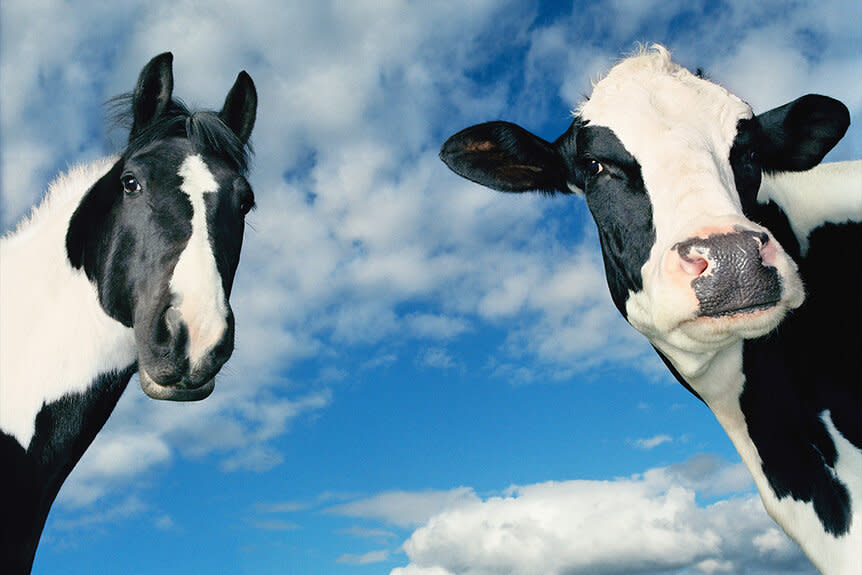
xmin=578 ymin=45 xmax=757 ymax=247
xmin=578 ymin=46 xmax=753 ymax=165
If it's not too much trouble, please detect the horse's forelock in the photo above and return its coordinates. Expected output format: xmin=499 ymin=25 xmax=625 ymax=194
xmin=109 ymin=94 xmax=252 ymax=174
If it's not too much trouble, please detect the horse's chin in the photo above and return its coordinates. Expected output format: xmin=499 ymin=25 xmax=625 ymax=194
xmin=139 ymin=369 xmax=215 ymax=401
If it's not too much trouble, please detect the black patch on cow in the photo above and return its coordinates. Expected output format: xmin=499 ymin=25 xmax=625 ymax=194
xmin=676 ymin=231 xmax=782 ymax=317
xmin=573 ymin=126 xmax=654 ymax=318
xmin=739 ymin=219 xmax=861 ymax=536
xmin=0 ymin=367 xmax=135 ymax=573
xmin=729 ymin=119 xmax=764 ymax=215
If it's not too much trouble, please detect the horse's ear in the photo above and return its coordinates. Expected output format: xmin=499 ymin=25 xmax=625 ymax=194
xmin=66 ymin=162 xmax=123 ymax=277
xmin=440 ymin=121 xmax=568 ymax=194
xmin=756 ymin=94 xmax=850 ymax=172
xmin=131 ymin=52 xmax=174 ymax=137
xmin=219 ymin=71 xmax=257 ymax=145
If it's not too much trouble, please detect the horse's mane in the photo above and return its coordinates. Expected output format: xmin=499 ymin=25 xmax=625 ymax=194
xmin=110 ymin=95 xmax=252 ymax=175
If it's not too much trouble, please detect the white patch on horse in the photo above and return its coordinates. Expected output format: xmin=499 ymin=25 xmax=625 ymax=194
xmin=170 ymin=154 xmax=228 ymax=368
xmin=0 ymin=160 xmax=136 ymax=448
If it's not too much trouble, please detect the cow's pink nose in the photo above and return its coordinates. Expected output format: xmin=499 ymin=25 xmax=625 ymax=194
xmin=678 ymin=252 xmax=709 ymax=277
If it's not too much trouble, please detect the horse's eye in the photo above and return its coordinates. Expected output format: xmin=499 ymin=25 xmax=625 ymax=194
xmin=239 ymin=190 xmax=256 ymax=216
xmin=121 ymin=174 xmax=142 ymax=195
xmin=586 ymin=159 xmax=604 ymax=177
xmin=747 ymin=150 xmax=758 ymax=164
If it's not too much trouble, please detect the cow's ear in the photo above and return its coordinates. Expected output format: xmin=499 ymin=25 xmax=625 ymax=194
xmin=440 ymin=121 xmax=570 ymax=194
xmin=756 ymin=94 xmax=849 ymax=172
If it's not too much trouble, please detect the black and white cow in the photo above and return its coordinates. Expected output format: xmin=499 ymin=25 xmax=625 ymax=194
xmin=440 ymin=45 xmax=860 ymax=575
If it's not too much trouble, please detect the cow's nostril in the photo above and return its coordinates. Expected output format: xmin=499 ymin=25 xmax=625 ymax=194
xmin=680 ymin=253 xmax=709 ymax=276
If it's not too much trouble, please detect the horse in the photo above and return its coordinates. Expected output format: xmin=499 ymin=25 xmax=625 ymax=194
xmin=440 ymin=45 xmax=860 ymax=574
xmin=0 ymin=52 xmax=257 ymax=574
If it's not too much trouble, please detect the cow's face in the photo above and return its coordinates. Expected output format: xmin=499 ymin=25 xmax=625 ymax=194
xmin=440 ymin=46 xmax=848 ymax=376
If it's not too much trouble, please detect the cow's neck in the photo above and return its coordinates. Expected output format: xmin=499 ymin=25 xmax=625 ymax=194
xmin=683 ymin=340 xmax=861 ymax=575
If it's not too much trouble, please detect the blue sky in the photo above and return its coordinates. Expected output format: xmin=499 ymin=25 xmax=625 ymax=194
xmin=2 ymin=1 xmax=860 ymax=574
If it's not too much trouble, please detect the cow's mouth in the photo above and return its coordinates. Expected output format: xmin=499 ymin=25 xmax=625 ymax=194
xmin=698 ymin=298 xmax=782 ymax=319
xmin=139 ymin=369 xmax=215 ymax=401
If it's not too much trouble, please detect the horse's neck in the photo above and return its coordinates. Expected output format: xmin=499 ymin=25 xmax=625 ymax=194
xmin=0 ymin=158 xmax=137 ymax=450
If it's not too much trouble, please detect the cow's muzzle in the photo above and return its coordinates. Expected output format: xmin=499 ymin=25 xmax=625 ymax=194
xmin=672 ymin=230 xmax=783 ymax=317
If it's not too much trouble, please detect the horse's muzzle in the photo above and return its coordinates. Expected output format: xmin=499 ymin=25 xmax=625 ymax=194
xmin=139 ymin=369 xmax=215 ymax=401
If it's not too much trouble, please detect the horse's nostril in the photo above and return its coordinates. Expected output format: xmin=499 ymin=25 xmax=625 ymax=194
xmin=164 ymin=306 xmax=182 ymax=336
xmin=154 ymin=306 xmax=182 ymax=346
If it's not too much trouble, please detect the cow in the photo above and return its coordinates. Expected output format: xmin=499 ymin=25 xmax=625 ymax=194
xmin=440 ymin=44 xmax=860 ymax=575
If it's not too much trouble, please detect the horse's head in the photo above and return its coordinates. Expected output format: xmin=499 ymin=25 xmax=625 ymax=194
xmin=66 ymin=53 xmax=257 ymax=401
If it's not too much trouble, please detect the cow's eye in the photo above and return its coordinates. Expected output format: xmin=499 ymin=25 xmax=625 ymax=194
xmin=121 ymin=174 xmax=142 ymax=195
xmin=586 ymin=159 xmax=604 ymax=177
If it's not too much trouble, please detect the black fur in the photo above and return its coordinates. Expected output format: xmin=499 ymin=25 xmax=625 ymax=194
xmin=440 ymin=88 xmax=857 ymax=540
xmin=2 ymin=52 xmax=258 ymax=574
xmin=1 ymin=368 xmax=135 ymax=574
xmin=739 ymin=221 xmax=861 ymax=536
xmin=574 ymin=125 xmax=653 ymax=317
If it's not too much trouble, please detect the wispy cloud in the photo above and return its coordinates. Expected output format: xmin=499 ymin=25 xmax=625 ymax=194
xmin=326 ymin=487 xmax=480 ymax=529
xmin=251 ymin=519 xmax=301 ymax=531
xmin=633 ymin=434 xmax=673 ymax=449
xmin=337 ymin=526 xmax=399 ymax=541
xmin=2 ymin=3 xmax=858 ymax=572
xmin=337 ymin=549 xmax=390 ymax=565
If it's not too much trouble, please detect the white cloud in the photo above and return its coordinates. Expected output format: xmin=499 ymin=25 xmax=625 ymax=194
xmin=327 ymin=487 xmax=480 ymax=528
xmin=418 ymin=347 xmax=457 ymax=370
xmin=406 ymin=314 xmax=471 ymax=340
xmin=634 ymin=434 xmax=673 ymax=449
xmin=339 ymin=525 xmax=399 ymax=541
xmin=2 ymin=2 xmax=859 ymax=553
xmin=337 ymin=549 xmax=391 ymax=565
xmin=251 ymin=519 xmax=300 ymax=531
xmin=391 ymin=457 xmax=811 ymax=575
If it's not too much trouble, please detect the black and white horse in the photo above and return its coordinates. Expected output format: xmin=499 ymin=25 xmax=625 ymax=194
xmin=441 ymin=45 xmax=860 ymax=575
xmin=0 ymin=53 xmax=257 ymax=573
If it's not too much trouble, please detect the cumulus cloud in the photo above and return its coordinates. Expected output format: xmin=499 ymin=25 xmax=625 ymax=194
xmin=390 ymin=457 xmax=811 ymax=575
xmin=2 ymin=2 xmax=859 ymax=558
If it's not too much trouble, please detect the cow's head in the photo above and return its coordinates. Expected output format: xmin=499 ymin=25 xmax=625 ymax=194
xmin=440 ymin=45 xmax=849 ymax=377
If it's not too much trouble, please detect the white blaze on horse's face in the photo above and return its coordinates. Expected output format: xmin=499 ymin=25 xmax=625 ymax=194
xmin=170 ymin=154 xmax=229 ymax=370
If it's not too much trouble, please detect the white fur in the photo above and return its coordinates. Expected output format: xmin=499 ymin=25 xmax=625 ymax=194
xmin=760 ymin=160 xmax=862 ymax=253
xmin=0 ymin=159 xmax=136 ymax=448
xmin=688 ymin=346 xmax=861 ymax=575
xmin=170 ymin=155 xmax=229 ymax=368
xmin=577 ymin=46 xmax=803 ymax=375
xmin=577 ymin=46 xmax=858 ymax=573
